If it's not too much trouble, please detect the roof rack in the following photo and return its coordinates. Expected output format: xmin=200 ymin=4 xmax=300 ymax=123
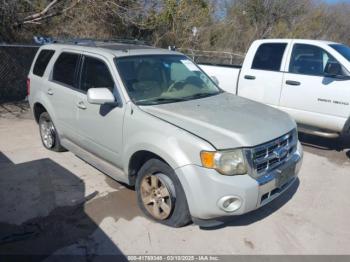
xmin=33 ymin=36 xmax=151 ymax=47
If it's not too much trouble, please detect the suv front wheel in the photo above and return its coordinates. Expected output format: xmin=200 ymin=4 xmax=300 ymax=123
xmin=39 ymin=112 xmax=65 ymax=152
xmin=136 ymin=159 xmax=191 ymax=227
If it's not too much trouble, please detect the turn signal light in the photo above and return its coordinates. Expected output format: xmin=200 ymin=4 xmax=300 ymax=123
xmin=200 ymin=151 xmax=215 ymax=168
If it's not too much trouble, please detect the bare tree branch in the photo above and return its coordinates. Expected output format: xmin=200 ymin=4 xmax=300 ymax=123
xmin=23 ymin=0 xmax=59 ymax=21
xmin=14 ymin=0 xmax=80 ymax=27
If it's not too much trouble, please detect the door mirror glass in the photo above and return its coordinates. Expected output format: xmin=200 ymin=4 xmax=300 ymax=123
xmin=211 ymin=76 xmax=219 ymax=86
xmin=87 ymin=88 xmax=115 ymax=105
xmin=324 ymin=62 xmax=342 ymax=77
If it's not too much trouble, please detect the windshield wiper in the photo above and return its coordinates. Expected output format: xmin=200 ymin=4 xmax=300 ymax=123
xmin=137 ymin=97 xmax=185 ymax=105
xmin=181 ymin=92 xmax=219 ymax=101
xmin=137 ymin=93 xmax=221 ymax=105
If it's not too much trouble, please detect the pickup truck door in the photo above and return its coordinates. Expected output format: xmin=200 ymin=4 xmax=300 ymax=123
xmin=75 ymin=53 xmax=125 ymax=168
xmin=238 ymin=41 xmax=289 ymax=106
xmin=279 ymin=43 xmax=350 ymax=132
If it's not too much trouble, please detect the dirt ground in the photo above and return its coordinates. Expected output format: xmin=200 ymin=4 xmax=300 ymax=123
xmin=0 ymin=102 xmax=349 ymax=260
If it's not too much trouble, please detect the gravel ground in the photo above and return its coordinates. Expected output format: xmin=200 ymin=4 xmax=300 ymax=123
xmin=0 ymin=102 xmax=349 ymax=260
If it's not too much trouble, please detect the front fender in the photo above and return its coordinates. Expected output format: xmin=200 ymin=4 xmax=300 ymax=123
xmin=122 ymin=104 xmax=214 ymax=174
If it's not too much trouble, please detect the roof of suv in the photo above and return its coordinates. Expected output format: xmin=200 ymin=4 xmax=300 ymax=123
xmin=41 ymin=42 xmax=182 ymax=57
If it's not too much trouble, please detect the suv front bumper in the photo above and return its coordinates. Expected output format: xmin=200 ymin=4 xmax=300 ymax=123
xmin=175 ymin=141 xmax=303 ymax=220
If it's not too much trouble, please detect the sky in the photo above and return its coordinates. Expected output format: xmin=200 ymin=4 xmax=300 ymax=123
xmin=323 ymin=0 xmax=350 ymax=3
xmin=213 ymin=0 xmax=350 ymax=19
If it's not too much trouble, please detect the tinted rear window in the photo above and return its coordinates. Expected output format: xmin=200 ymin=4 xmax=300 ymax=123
xmin=252 ymin=43 xmax=287 ymax=71
xmin=52 ymin=52 xmax=80 ymax=87
xmin=33 ymin=50 xmax=55 ymax=77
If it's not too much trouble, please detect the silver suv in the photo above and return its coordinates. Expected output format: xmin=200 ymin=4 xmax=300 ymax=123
xmin=28 ymin=41 xmax=303 ymax=227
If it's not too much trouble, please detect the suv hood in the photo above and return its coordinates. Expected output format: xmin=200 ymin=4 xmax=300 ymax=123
xmin=140 ymin=93 xmax=296 ymax=149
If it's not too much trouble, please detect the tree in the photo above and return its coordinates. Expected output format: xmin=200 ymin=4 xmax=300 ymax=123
xmin=0 ymin=0 xmax=81 ymax=42
xmin=147 ymin=0 xmax=212 ymax=48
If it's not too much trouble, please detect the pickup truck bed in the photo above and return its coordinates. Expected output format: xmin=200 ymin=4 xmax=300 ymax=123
xmin=199 ymin=64 xmax=241 ymax=94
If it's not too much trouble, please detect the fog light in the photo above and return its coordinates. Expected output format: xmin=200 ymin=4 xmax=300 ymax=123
xmin=217 ymin=196 xmax=242 ymax=212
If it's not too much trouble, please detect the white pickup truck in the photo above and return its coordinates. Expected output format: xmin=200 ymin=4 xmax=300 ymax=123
xmin=200 ymin=39 xmax=350 ymax=140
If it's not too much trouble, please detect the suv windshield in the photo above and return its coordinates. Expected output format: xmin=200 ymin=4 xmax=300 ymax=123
xmin=115 ymin=55 xmax=221 ymax=105
xmin=329 ymin=44 xmax=350 ymax=62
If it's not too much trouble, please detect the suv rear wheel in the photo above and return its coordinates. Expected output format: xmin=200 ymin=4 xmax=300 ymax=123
xmin=135 ymin=159 xmax=191 ymax=227
xmin=39 ymin=112 xmax=65 ymax=152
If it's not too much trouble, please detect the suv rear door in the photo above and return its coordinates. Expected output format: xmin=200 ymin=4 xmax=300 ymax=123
xmin=48 ymin=51 xmax=81 ymax=142
xmin=238 ymin=41 xmax=290 ymax=106
xmin=75 ymin=53 xmax=125 ymax=169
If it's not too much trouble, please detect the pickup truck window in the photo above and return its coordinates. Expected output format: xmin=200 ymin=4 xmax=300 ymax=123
xmin=252 ymin=43 xmax=287 ymax=71
xmin=289 ymin=44 xmax=339 ymax=76
xmin=80 ymin=56 xmax=114 ymax=92
xmin=33 ymin=49 xmax=55 ymax=77
xmin=52 ymin=52 xmax=80 ymax=87
xmin=329 ymin=44 xmax=350 ymax=62
xmin=115 ymin=55 xmax=220 ymax=105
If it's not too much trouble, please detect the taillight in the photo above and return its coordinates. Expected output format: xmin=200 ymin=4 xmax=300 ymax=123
xmin=26 ymin=78 xmax=30 ymax=96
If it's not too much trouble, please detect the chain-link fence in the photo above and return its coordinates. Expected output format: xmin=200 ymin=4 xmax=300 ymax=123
xmin=178 ymin=48 xmax=245 ymax=66
xmin=0 ymin=44 xmax=39 ymax=103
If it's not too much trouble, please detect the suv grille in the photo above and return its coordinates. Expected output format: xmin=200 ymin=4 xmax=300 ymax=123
xmin=249 ymin=129 xmax=297 ymax=176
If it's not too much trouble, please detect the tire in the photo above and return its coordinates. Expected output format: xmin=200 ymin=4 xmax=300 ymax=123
xmin=341 ymin=120 xmax=350 ymax=148
xmin=135 ymin=159 xmax=191 ymax=227
xmin=39 ymin=112 xmax=66 ymax=152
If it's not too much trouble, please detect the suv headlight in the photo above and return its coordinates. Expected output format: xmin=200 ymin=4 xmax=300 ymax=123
xmin=200 ymin=149 xmax=247 ymax=176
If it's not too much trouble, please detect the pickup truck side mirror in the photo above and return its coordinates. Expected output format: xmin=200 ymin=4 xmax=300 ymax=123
xmin=324 ymin=62 xmax=343 ymax=78
xmin=87 ymin=88 xmax=116 ymax=105
xmin=211 ymin=76 xmax=219 ymax=86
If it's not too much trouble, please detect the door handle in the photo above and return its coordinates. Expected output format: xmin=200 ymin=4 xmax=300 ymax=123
xmin=47 ymin=89 xmax=54 ymax=95
xmin=285 ymin=80 xmax=301 ymax=86
xmin=244 ymin=75 xmax=256 ymax=80
xmin=77 ymin=101 xmax=87 ymax=110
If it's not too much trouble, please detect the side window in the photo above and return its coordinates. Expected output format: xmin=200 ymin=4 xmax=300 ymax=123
xmin=289 ymin=44 xmax=338 ymax=76
xmin=80 ymin=56 xmax=114 ymax=93
xmin=33 ymin=49 xmax=55 ymax=77
xmin=252 ymin=43 xmax=287 ymax=71
xmin=52 ymin=52 xmax=80 ymax=87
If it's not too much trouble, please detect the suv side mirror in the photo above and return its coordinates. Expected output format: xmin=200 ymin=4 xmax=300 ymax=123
xmin=87 ymin=88 xmax=115 ymax=105
xmin=324 ymin=62 xmax=343 ymax=77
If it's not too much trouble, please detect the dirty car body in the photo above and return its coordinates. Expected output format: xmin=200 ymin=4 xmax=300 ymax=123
xmin=28 ymin=42 xmax=303 ymax=226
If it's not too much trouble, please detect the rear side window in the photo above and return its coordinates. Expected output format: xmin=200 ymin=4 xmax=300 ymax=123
xmin=33 ymin=50 xmax=55 ymax=77
xmin=80 ymin=56 xmax=114 ymax=92
xmin=52 ymin=52 xmax=80 ymax=87
xmin=252 ymin=43 xmax=287 ymax=71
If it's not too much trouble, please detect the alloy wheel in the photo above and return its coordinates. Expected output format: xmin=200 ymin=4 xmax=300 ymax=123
xmin=140 ymin=174 xmax=173 ymax=220
xmin=40 ymin=120 xmax=55 ymax=148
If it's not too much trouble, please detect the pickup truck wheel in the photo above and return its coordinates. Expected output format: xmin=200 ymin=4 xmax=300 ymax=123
xmin=136 ymin=159 xmax=191 ymax=227
xmin=39 ymin=112 xmax=66 ymax=152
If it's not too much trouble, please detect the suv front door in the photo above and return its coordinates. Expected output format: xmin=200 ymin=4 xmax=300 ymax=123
xmin=75 ymin=53 xmax=125 ymax=168
xmin=280 ymin=43 xmax=350 ymax=132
